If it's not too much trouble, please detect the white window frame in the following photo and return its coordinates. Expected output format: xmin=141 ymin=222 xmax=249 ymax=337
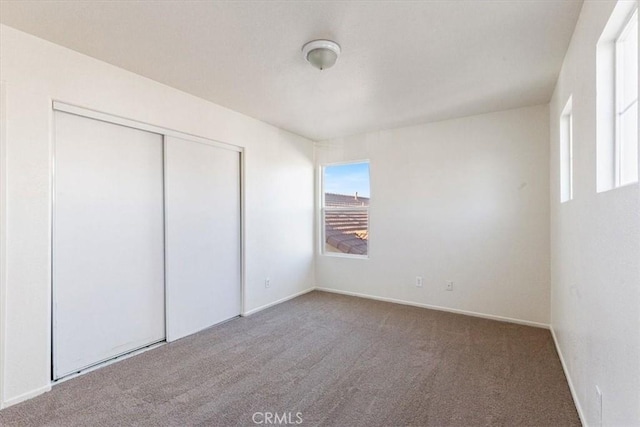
xmin=597 ymin=1 xmax=638 ymax=192
xmin=614 ymin=8 xmax=638 ymax=187
xmin=560 ymin=96 xmax=574 ymax=203
xmin=320 ymin=160 xmax=370 ymax=259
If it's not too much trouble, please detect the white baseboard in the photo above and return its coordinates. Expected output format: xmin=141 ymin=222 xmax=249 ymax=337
xmin=242 ymin=287 xmax=315 ymax=317
xmin=2 ymin=384 xmax=51 ymax=410
xmin=315 ymin=287 xmax=550 ymax=329
xmin=551 ymin=326 xmax=586 ymax=426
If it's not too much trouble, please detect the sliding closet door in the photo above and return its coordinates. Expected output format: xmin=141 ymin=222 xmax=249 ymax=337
xmin=165 ymin=136 xmax=241 ymax=342
xmin=53 ymin=111 xmax=165 ymax=379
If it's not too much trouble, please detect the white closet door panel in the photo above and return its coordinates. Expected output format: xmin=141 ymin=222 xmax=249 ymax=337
xmin=54 ymin=111 xmax=165 ymax=379
xmin=165 ymin=136 xmax=241 ymax=342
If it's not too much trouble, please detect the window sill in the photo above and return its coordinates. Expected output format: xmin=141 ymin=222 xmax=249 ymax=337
xmin=321 ymin=252 xmax=369 ymax=260
xmin=597 ymin=180 xmax=638 ymax=194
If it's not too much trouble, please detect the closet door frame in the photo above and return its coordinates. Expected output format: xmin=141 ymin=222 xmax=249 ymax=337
xmin=51 ymin=101 xmax=245 ymax=381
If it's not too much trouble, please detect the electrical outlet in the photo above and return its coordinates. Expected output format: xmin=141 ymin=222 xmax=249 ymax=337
xmin=596 ymin=386 xmax=602 ymax=426
xmin=446 ymin=281 xmax=454 ymax=291
xmin=265 ymin=278 xmax=270 ymax=288
xmin=416 ymin=276 xmax=423 ymax=287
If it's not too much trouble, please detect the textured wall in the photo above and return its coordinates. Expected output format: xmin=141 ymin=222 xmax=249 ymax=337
xmin=315 ymin=104 xmax=551 ymax=326
xmin=0 ymin=24 xmax=314 ymax=407
xmin=549 ymin=0 xmax=640 ymax=425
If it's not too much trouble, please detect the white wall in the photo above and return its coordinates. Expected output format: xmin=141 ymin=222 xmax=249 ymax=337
xmin=550 ymin=1 xmax=640 ymax=425
xmin=315 ymin=105 xmax=551 ymax=327
xmin=0 ymin=25 xmax=314 ymax=407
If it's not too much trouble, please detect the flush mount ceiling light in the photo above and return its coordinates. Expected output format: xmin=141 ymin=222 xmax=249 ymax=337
xmin=301 ymin=39 xmax=341 ymax=71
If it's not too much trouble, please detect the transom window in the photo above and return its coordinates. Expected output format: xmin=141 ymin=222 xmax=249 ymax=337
xmin=615 ymin=8 xmax=638 ymax=187
xmin=560 ymin=97 xmax=574 ymax=203
xmin=597 ymin=2 xmax=638 ymax=191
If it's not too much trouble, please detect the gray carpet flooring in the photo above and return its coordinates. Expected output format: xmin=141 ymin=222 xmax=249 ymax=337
xmin=0 ymin=291 xmax=580 ymax=426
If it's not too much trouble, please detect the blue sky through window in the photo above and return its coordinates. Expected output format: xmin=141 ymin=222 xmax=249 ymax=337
xmin=323 ymin=162 xmax=370 ymax=198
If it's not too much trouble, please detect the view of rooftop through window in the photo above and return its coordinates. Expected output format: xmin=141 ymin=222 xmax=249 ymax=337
xmin=323 ymin=162 xmax=370 ymax=256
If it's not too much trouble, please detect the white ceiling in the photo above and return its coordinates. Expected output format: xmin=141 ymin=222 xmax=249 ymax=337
xmin=0 ymin=0 xmax=583 ymax=141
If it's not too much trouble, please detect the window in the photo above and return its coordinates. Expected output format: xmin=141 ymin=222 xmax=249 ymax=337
xmin=560 ymin=97 xmax=573 ymax=203
xmin=597 ymin=2 xmax=638 ymax=191
xmin=616 ymin=9 xmax=638 ymax=186
xmin=322 ymin=161 xmax=370 ymax=257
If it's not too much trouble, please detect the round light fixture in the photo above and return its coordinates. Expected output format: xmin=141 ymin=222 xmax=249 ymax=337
xmin=302 ymin=39 xmax=341 ymax=71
